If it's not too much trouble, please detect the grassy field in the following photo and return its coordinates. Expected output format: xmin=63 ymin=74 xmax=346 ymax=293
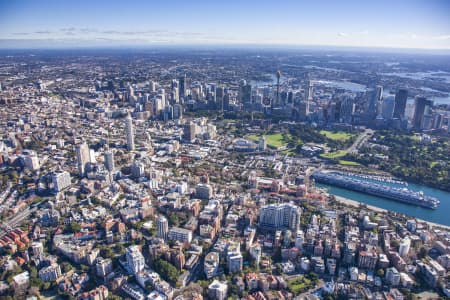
xmin=320 ymin=150 xmax=348 ymax=159
xmin=247 ymin=133 xmax=290 ymax=148
xmin=339 ymin=160 xmax=360 ymax=166
xmin=320 ymin=130 xmax=354 ymax=141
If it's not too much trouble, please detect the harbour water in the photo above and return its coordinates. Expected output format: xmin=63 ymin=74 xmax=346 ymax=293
xmin=318 ymin=180 xmax=450 ymax=226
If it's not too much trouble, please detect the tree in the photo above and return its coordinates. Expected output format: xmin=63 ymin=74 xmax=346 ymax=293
xmin=377 ymin=268 xmax=385 ymax=277
xmin=69 ymin=222 xmax=81 ymax=233
xmin=153 ymin=259 xmax=180 ymax=284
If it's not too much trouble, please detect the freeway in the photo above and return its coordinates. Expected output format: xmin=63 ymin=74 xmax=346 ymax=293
xmin=348 ymin=128 xmax=373 ymax=154
xmin=0 ymin=206 xmax=37 ymax=236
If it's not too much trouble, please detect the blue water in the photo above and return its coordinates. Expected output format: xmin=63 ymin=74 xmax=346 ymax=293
xmin=318 ymin=178 xmax=450 ymax=226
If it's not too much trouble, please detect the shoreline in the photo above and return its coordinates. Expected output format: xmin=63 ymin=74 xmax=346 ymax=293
xmin=333 ymin=195 xmax=450 ymax=230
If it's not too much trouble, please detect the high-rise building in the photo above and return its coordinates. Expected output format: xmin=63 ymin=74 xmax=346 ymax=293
xmin=51 ymin=171 xmax=71 ymax=192
xmin=275 ymin=71 xmax=281 ymax=107
xmin=183 ymin=122 xmax=197 ymax=142
xmin=303 ymin=80 xmax=312 ymax=114
xmin=259 ymin=203 xmax=301 ymax=231
xmin=126 ymin=245 xmax=145 ymax=274
xmin=239 ymin=80 xmax=252 ymax=107
xmin=413 ymin=96 xmax=433 ymax=129
xmin=366 ymin=86 xmax=383 ymax=120
xmin=381 ymin=95 xmax=395 ymax=120
xmin=179 ymin=75 xmax=190 ymax=98
xmin=104 ymin=150 xmax=115 ymax=172
xmin=196 ymin=183 xmax=213 ymax=200
xmin=227 ymin=250 xmax=243 ymax=273
xmin=157 ymin=215 xmax=169 ymax=241
xmin=208 ymin=280 xmax=228 ymax=300
xmin=76 ymin=142 xmax=90 ymax=177
xmin=399 ymin=237 xmax=411 ymax=257
xmin=216 ymin=86 xmax=224 ymax=110
xmin=125 ymin=114 xmax=135 ymax=151
xmin=393 ymin=89 xmax=408 ymax=119
xmin=131 ymin=162 xmax=145 ymax=179
xmin=339 ymin=97 xmax=355 ymax=123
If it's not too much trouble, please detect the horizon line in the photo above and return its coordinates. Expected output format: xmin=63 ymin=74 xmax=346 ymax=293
xmin=1 ymin=42 xmax=450 ymax=55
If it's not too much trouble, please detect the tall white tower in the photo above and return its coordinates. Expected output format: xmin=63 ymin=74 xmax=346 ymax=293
xmin=399 ymin=237 xmax=411 ymax=257
xmin=157 ymin=215 xmax=169 ymax=241
xmin=126 ymin=114 xmax=135 ymax=151
xmin=76 ymin=142 xmax=90 ymax=177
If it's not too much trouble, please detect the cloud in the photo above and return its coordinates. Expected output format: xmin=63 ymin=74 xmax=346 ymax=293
xmin=34 ymin=30 xmax=52 ymax=34
xmin=433 ymin=35 xmax=450 ymax=40
xmin=338 ymin=32 xmax=349 ymax=37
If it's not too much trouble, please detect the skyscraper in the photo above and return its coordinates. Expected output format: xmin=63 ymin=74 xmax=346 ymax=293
xmin=179 ymin=74 xmax=190 ymax=99
xmin=104 ymin=150 xmax=115 ymax=172
xmin=393 ymin=89 xmax=408 ymax=119
xmin=413 ymin=96 xmax=433 ymax=129
xmin=276 ymin=71 xmax=281 ymax=107
xmin=375 ymin=85 xmax=384 ymax=116
xmin=125 ymin=114 xmax=135 ymax=151
xmin=381 ymin=95 xmax=395 ymax=120
xmin=302 ymin=80 xmax=313 ymax=117
xmin=366 ymin=86 xmax=383 ymax=120
xmin=157 ymin=215 xmax=169 ymax=241
xmin=76 ymin=142 xmax=90 ymax=177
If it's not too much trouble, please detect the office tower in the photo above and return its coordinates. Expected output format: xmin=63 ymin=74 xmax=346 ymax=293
xmin=223 ymin=92 xmax=230 ymax=111
xmin=276 ymin=71 xmax=281 ymax=106
xmin=399 ymin=237 xmax=411 ymax=257
xmin=393 ymin=89 xmax=408 ymax=119
xmin=259 ymin=203 xmax=301 ymax=231
xmin=196 ymin=183 xmax=214 ymax=200
xmin=339 ymin=97 xmax=355 ymax=123
xmin=149 ymin=80 xmax=156 ymax=92
xmin=76 ymin=142 xmax=90 ymax=177
xmin=51 ymin=171 xmax=71 ymax=192
xmin=126 ymin=245 xmax=145 ymax=274
xmin=413 ymin=96 xmax=433 ymax=129
xmin=366 ymin=86 xmax=383 ymax=120
xmin=104 ymin=150 xmax=115 ymax=172
xmin=131 ymin=162 xmax=145 ymax=179
xmin=239 ymin=80 xmax=252 ymax=107
xmin=216 ymin=86 xmax=224 ymax=110
xmin=179 ymin=74 xmax=190 ymax=98
xmin=303 ymin=80 xmax=312 ymax=112
xmin=157 ymin=215 xmax=169 ymax=241
xmin=375 ymin=85 xmax=384 ymax=115
xmin=125 ymin=114 xmax=135 ymax=151
xmin=381 ymin=95 xmax=395 ymax=120
xmin=183 ymin=122 xmax=197 ymax=142
xmin=173 ymin=104 xmax=183 ymax=119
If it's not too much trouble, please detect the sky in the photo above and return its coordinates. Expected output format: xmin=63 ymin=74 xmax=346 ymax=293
xmin=0 ymin=0 xmax=449 ymax=50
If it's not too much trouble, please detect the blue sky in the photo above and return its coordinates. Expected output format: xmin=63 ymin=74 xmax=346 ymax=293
xmin=0 ymin=0 xmax=449 ymax=49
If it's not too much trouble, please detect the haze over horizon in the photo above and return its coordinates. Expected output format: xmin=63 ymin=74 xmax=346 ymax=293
xmin=0 ymin=0 xmax=450 ymax=51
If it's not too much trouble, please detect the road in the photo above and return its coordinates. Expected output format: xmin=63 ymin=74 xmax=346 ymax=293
xmin=348 ymin=128 xmax=373 ymax=154
xmin=0 ymin=206 xmax=36 ymax=236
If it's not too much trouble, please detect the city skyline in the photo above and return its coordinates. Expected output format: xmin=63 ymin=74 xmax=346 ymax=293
xmin=0 ymin=0 xmax=450 ymax=50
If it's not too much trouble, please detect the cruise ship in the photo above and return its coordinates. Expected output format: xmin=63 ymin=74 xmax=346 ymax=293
xmin=312 ymin=172 xmax=440 ymax=209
